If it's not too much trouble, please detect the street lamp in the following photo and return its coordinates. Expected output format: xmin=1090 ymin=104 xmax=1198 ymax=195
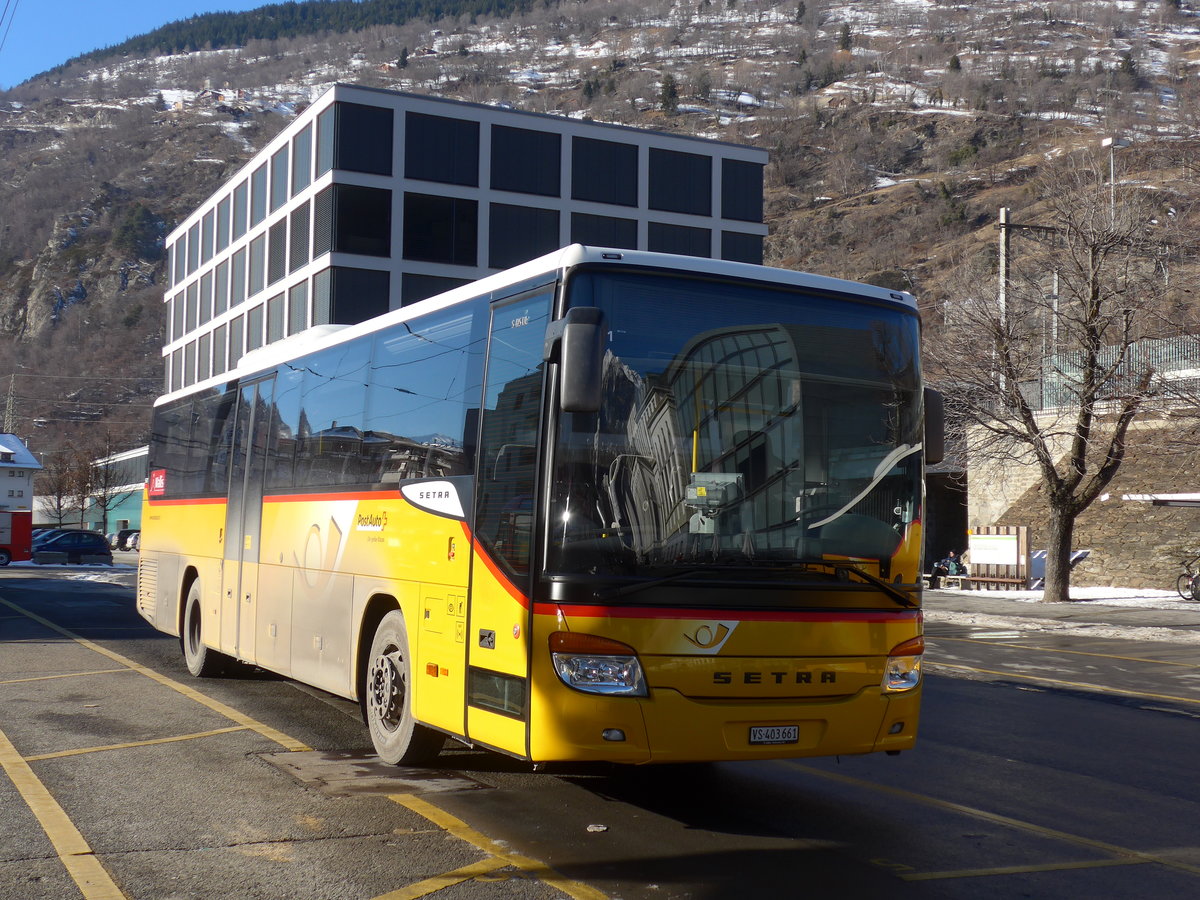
xmin=1101 ymin=135 xmax=1129 ymax=224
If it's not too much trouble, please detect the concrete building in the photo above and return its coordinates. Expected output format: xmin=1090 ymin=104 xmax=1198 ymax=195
xmin=0 ymin=434 xmax=40 ymax=511
xmin=162 ymin=83 xmax=770 ymax=393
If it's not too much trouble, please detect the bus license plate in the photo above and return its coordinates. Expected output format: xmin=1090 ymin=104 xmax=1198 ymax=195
xmin=749 ymin=725 xmax=798 ymax=745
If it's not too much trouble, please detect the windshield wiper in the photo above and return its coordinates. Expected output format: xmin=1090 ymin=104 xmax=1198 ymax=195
xmin=594 ymin=568 xmax=714 ymax=601
xmin=592 ymin=561 xmax=917 ymax=608
xmin=793 ymin=559 xmax=918 ymax=608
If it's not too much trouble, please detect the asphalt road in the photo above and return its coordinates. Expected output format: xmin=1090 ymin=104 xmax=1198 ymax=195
xmin=2 ymin=571 xmax=1198 ymax=900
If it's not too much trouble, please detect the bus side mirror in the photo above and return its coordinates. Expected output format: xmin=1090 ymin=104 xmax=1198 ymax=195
xmin=545 ymin=307 xmax=606 ymax=413
xmin=924 ymin=388 xmax=945 ymax=465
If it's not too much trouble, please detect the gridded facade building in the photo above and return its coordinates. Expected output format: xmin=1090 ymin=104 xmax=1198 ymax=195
xmin=162 ymin=83 xmax=769 ymax=393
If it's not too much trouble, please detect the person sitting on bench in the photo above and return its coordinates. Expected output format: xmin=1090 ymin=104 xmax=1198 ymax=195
xmin=930 ymin=550 xmax=965 ymax=589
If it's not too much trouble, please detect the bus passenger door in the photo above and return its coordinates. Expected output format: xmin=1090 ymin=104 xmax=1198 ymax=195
xmin=465 ymin=290 xmax=552 ymax=757
xmin=221 ymin=376 xmax=276 ymax=662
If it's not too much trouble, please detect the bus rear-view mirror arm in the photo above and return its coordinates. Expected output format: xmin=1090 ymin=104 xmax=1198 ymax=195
xmin=924 ymin=388 xmax=945 ymax=465
xmin=544 ymin=307 xmax=606 ymax=413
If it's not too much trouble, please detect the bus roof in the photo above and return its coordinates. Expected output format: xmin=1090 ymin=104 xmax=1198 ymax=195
xmin=157 ymin=246 xmax=918 ymax=407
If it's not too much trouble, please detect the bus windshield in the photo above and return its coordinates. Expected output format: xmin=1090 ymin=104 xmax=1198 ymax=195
xmin=547 ymin=269 xmax=923 ymax=586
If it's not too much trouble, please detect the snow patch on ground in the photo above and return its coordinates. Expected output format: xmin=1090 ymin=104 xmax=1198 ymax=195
xmin=925 ymin=609 xmax=1200 ymax=645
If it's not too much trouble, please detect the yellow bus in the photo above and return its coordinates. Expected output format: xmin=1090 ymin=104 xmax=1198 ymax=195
xmin=137 ymin=245 xmax=939 ymax=765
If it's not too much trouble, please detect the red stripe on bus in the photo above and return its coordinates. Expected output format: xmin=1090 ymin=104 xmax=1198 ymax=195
xmin=262 ymin=490 xmax=403 ymax=503
xmin=531 ymin=603 xmax=921 ymax=622
xmin=462 ymin=521 xmax=532 ymax=609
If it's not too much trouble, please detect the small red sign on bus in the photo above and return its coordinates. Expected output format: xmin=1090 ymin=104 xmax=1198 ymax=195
xmin=149 ymin=469 xmax=167 ymax=496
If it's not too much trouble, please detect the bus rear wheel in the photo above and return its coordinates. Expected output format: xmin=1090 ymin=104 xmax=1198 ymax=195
xmin=365 ymin=611 xmax=443 ymax=765
xmin=182 ymin=581 xmax=231 ymax=677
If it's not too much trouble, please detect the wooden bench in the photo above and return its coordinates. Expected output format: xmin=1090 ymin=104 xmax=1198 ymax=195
xmin=922 ymin=574 xmax=969 ymax=590
xmin=966 ymin=576 xmax=1027 ymax=590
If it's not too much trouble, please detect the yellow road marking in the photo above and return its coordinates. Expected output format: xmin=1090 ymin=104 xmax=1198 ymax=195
xmin=26 ymin=726 xmax=251 ymax=761
xmin=0 ymin=667 xmax=133 ymax=685
xmin=387 ymin=793 xmax=608 ymax=900
xmin=373 ymin=857 xmax=510 ymax=899
xmin=0 ymin=725 xmax=127 ymax=900
xmin=931 ymin=635 xmax=1200 ymax=669
xmin=784 ymin=761 xmax=1200 ymax=879
xmin=902 ymin=856 xmax=1148 ymax=881
xmin=927 ymin=660 xmax=1200 ymax=707
xmin=0 ymin=597 xmax=310 ymax=751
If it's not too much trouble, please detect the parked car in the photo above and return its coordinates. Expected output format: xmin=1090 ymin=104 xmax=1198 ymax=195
xmin=32 ymin=528 xmax=75 ymax=548
xmin=115 ymin=528 xmax=140 ymax=551
xmin=31 ymin=530 xmax=113 ymax=566
xmin=127 ymin=531 xmax=140 ymax=551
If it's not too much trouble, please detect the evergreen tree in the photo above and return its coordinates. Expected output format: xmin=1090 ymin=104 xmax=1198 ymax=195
xmin=660 ymin=73 xmax=679 ymax=114
xmin=838 ymin=23 xmax=853 ymax=52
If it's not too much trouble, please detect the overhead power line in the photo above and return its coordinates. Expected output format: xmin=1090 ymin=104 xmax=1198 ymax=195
xmin=0 ymin=0 xmax=21 ymax=64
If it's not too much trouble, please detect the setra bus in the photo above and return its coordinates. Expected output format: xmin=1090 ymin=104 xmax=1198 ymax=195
xmin=137 ymin=245 xmax=941 ymax=765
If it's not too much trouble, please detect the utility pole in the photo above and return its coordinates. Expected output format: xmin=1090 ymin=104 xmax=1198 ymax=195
xmin=3 ymin=374 xmax=13 ymax=434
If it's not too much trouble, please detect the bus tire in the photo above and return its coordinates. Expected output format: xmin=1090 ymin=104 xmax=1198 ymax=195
xmin=182 ymin=581 xmax=229 ymax=677
xmin=0 ymin=549 xmax=10 ymax=566
xmin=365 ymin=610 xmax=443 ymax=765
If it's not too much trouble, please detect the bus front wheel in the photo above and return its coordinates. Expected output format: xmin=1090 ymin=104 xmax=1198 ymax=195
xmin=365 ymin=611 xmax=443 ymax=765
xmin=182 ymin=581 xmax=229 ymax=677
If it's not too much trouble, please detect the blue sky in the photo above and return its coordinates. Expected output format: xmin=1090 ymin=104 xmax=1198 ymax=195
xmin=0 ymin=1 xmax=269 ymax=90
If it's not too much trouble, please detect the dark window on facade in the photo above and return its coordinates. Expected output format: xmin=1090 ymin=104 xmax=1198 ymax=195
xmin=247 ymin=304 xmax=264 ymax=352
xmin=648 ymin=222 xmax=711 ymax=257
xmin=488 ymin=204 xmax=559 ymax=269
xmin=571 ymin=137 xmax=637 ymax=207
xmin=405 ymin=111 xmax=478 ymax=186
xmin=290 ymin=204 xmax=310 ymax=272
xmin=214 ymin=261 xmax=229 ymax=316
xmin=401 ymin=273 xmax=471 ymax=305
xmin=199 ymin=272 xmax=213 ymax=326
xmin=266 ymin=293 xmax=285 ymax=344
xmin=312 ymin=266 xmax=390 ymax=325
xmin=229 ymin=315 xmax=244 ymax=369
xmin=338 ymin=102 xmax=394 ymax=175
xmin=312 ymin=185 xmax=390 ymax=258
xmin=250 ymin=164 xmax=268 ymax=226
xmin=198 ymin=332 xmax=212 ymax=382
xmin=187 ymin=223 xmax=200 ymax=274
xmin=313 ymin=269 xmax=332 ymax=325
xmin=248 ymin=235 xmax=266 ymax=296
xmin=168 ymin=244 xmax=178 ymax=288
xmin=216 ymin=196 xmax=231 ymax=252
xmin=168 ymin=296 xmax=181 ymax=341
xmin=403 ymin=193 xmax=477 ymax=267
xmin=232 ymin=180 xmax=248 ymax=240
xmin=721 ymin=159 xmax=764 ymax=223
xmin=288 ymin=281 xmax=308 ymax=335
xmin=570 ymin=212 xmax=638 ymax=249
xmin=721 ymin=231 xmax=764 ymax=265
xmin=171 ymin=349 xmax=182 ymax=393
xmin=184 ymin=341 xmax=197 ymax=388
xmin=230 ymin=248 xmax=247 ymax=307
xmin=200 ymin=211 xmax=214 ymax=264
xmin=649 ymin=148 xmax=711 ymax=216
xmin=213 ymin=323 xmax=227 ymax=375
xmin=185 ymin=282 xmax=198 ymax=331
xmin=491 ymin=125 xmax=560 ymax=196
xmin=270 ymin=146 xmax=289 ymax=212
xmin=313 ymin=187 xmax=333 ymax=258
xmin=292 ymin=124 xmax=313 ymax=195
xmin=316 ymin=106 xmax=335 ymax=177
xmin=268 ymin=220 xmax=287 ymax=285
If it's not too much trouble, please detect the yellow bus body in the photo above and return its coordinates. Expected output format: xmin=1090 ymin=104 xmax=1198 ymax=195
xmin=140 ymin=487 xmax=922 ymax=764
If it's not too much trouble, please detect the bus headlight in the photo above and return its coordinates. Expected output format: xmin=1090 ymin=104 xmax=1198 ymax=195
xmin=883 ymin=636 xmax=924 ymax=693
xmin=549 ymin=632 xmax=647 ymax=697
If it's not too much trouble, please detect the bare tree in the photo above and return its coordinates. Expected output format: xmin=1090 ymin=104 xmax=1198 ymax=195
xmin=85 ymin=433 xmax=140 ymax=536
xmin=36 ymin=448 xmax=87 ymax=527
xmin=924 ymin=151 xmax=1200 ymax=601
